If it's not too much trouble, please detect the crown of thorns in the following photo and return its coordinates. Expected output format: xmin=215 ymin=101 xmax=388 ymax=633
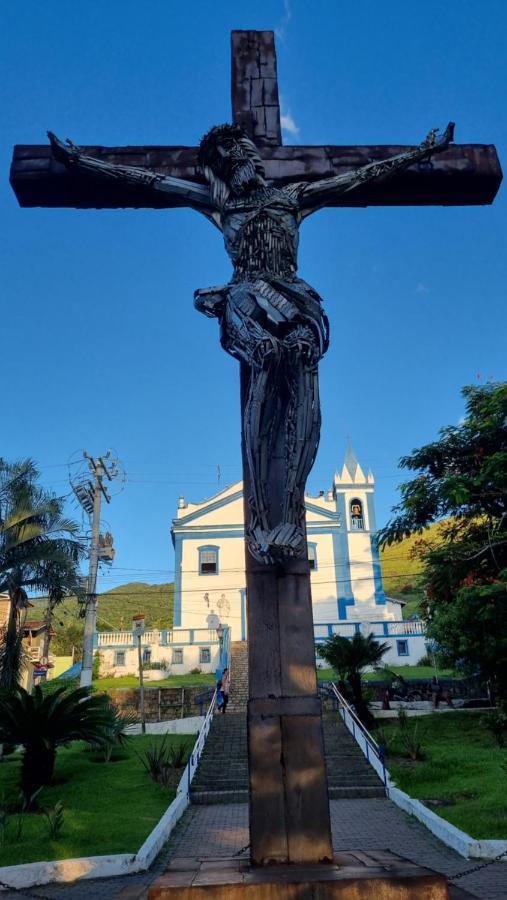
xmin=198 ymin=123 xmax=264 ymax=174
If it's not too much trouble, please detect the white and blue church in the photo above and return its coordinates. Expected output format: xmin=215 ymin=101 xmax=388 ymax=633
xmin=171 ymin=446 xmax=426 ymax=667
xmin=97 ymin=448 xmax=426 ymax=676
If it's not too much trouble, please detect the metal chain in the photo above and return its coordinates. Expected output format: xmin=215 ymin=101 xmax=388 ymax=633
xmin=449 ymin=846 xmax=507 ymax=881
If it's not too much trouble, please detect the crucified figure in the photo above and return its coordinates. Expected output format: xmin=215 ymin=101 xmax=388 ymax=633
xmin=48 ymin=122 xmax=453 ymax=563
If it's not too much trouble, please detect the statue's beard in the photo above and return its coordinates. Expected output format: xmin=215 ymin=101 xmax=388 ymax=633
xmin=229 ymin=158 xmax=258 ymax=194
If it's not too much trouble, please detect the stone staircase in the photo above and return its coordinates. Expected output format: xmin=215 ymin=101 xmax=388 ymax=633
xmin=190 ymin=713 xmax=249 ymax=804
xmin=323 ymin=713 xmax=385 ymax=799
xmin=191 ymin=642 xmax=385 ymax=804
xmin=227 ymin=640 xmax=248 ymax=711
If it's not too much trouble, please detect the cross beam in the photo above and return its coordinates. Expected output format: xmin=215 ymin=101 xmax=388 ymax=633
xmin=10 ymin=31 xmax=502 ymax=210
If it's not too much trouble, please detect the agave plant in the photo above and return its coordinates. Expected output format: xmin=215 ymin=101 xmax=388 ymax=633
xmin=0 ymin=685 xmax=114 ymax=806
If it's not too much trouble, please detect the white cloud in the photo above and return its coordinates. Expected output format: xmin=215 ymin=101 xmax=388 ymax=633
xmin=275 ymin=0 xmax=292 ymax=42
xmin=281 ymin=111 xmax=299 ymax=136
xmin=415 ymin=282 xmax=430 ymax=294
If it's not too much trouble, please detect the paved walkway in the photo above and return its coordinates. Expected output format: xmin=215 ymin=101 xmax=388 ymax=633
xmin=3 ymin=799 xmax=506 ymax=899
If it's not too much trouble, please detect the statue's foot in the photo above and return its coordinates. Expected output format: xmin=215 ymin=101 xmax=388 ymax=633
xmin=247 ymin=523 xmax=306 ymax=564
xmin=266 ymin=523 xmax=306 ymax=559
xmin=248 ymin=526 xmax=274 ymax=564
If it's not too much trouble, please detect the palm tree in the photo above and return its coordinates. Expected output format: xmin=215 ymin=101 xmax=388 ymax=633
xmin=317 ymin=632 xmax=389 ymax=726
xmin=0 ymin=459 xmax=85 ymax=690
xmin=0 ymin=685 xmax=115 ymax=806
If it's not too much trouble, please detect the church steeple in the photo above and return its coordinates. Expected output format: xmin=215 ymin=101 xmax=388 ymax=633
xmin=334 ymin=441 xmax=366 ymax=484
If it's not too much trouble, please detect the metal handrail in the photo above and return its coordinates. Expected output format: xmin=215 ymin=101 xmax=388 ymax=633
xmin=177 ymin=686 xmax=217 ymax=799
xmin=331 ymin=683 xmax=387 ymax=787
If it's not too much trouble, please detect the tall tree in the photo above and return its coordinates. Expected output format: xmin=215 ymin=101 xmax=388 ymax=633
xmin=0 ymin=460 xmax=85 ymax=690
xmin=379 ymin=383 xmax=507 ymax=698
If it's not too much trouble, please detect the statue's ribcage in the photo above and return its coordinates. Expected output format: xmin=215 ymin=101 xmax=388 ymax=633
xmin=233 ymin=212 xmax=296 ymax=277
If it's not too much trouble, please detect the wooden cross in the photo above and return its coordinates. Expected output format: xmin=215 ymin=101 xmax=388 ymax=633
xmin=10 ymin=31 xmax=501 ymax=210
xmin=9 ymin=30 xmax=502 ymax=873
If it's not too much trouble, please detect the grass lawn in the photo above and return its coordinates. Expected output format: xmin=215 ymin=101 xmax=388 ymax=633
xmin=380 ymin=711 xmax=507 ymax=839
xmin=316 ymin=666 xmax=454 ymax=682
xmin=0 ymin=734 xmax=192 ymax=866
xmin=93 ymin=672 xmax=215 ymax=691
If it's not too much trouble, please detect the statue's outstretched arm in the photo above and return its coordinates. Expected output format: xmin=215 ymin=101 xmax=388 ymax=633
xmin=298 ymin=123 xmax=455 ymax=214
xmin=47 ymin=131 xmax=212 ymax=211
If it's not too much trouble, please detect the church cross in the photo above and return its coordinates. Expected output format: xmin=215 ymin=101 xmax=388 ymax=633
xmin=10 ymin=30 xmax=501 ymax=210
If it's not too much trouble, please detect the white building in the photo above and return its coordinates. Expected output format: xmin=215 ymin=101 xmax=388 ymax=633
xmin=171 ymin=447 xmax=426 ymax=666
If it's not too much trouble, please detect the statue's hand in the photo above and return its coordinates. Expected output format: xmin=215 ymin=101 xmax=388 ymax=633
xmin=421 ymin=122 xmax=455 ymax=153
xmin=47 ymin=131 xmax=82 ymax=165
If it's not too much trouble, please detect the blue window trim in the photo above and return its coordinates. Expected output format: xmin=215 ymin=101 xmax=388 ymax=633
xmin=199 ymin=647 xmax=211 ymax=664
xmin=198 ymin=544 xmax=220 ymax=576
xmin=396 ymin=639 xmax=409 ymax=657
xmin=114 ymin=650 xmax=126 ymax=666
xmin=307 ymin=541 xmax=318 ymax=571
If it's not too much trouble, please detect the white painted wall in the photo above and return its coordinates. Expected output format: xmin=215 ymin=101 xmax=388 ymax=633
xmin=99 ymin=640 xmax=220 ymax=678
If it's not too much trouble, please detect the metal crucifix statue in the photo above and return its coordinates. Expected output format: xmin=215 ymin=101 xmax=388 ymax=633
xmin=11 ymin=28 xmax=501 ymax=872
xmin=48 ymin=121 xmax=453 ymax=564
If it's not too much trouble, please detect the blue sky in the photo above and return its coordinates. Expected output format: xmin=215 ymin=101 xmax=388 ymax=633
xmin=1 ymin=0 xmax=505 ymax=594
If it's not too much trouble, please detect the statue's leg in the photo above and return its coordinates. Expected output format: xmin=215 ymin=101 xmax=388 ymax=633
xmin=219 ymin=289 xmax=283 ymax=561
xmin=271 ymin=326 xmax=322 ymax=555
xmin=243 ymin=340 xmax=283 ymax=560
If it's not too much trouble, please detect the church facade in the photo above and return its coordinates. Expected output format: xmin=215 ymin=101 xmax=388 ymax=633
xmin=172 ymin=448 xmax=426 ymax=666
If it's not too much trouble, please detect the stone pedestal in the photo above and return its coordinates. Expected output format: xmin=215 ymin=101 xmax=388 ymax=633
xmin=147 ymin=852 xmax=450 ymax=898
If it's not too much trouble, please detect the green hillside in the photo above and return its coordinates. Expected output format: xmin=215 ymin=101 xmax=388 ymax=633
xmin=31 ymin=582 xmax=174 ymax=655
xmin=379 ymin=521 xmax=445 ymax=617
xmin=95 ymin=582 xmax=174 ymax=631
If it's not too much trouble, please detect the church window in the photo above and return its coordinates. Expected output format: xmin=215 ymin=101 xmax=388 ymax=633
xmin=199 ymin=647 xmax=211 ymax=664
xmin=114 ymin=651 xmax=126 ymax=667
xmin=199 ymin=546 xmax=219 ymax=575
xmin=350 ymin=498 xmax=364 ymax=530
xmin=308 ymin=543 xmax=318 ymax=570
xmin=396 ymin=640 xmax=409 ymax=657
xmin=172 ymin=648 xmax=183 ymax=664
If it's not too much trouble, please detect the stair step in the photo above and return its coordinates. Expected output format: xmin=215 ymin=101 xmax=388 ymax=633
xmin=328 ymin=786 xmax=385 ymax=799
xmin=191 ymin=790 xmax=249 ymax=804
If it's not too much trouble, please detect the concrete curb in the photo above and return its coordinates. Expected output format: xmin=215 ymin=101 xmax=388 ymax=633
xmin=387 ymin=779 xmax=507 ymax=861
xmin=0 ymin=791 xmax=189 ymax=890
xmin=0 ymin=718 xmax=204 ymax=890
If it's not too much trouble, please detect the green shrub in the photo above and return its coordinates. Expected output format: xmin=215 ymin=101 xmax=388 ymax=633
xmin=43 ymin=801 xmax=64 ymax=840
xmin=397 ymin=708 xmax=424 ymax=761
xmin=90 ymin=702 xmax=137 ymax=762
xmin=481 ymin=709 xmax=507 ymax=748
xmin=0 ymin=686 xmax=115 ymax=806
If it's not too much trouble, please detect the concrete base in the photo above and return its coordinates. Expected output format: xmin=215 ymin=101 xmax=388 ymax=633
xmin=148 ymin=851 xmax=450 ymax=898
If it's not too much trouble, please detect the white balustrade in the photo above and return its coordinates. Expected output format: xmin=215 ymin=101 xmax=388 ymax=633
xmin=314 ymin=620 xmax=426 ymax=640
xmin=97 ymin=628 xmax=222 ymax=648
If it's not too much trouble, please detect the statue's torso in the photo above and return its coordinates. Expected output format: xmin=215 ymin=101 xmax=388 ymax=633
xmin=221 ymin=185 xmax=300 ymax=280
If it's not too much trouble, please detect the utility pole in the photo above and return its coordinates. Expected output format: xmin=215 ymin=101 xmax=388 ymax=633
xmin=72 ymin=451 xmax=118 ymax=688
xmin=133 ymin=614 xmax=146 ymax=733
